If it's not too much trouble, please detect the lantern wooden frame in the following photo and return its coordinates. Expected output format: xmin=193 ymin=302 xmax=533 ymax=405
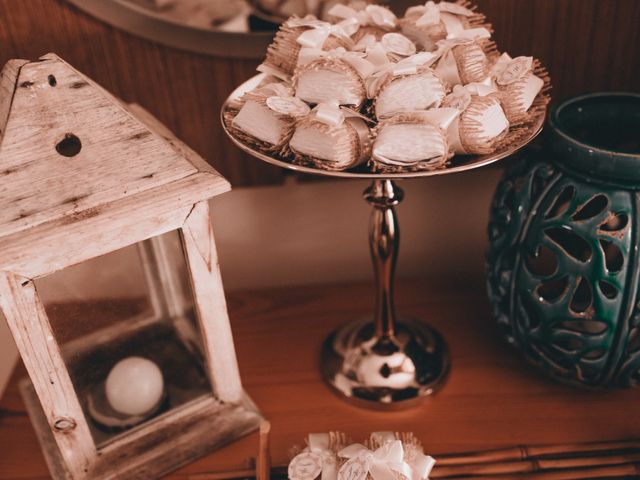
xmin=0 ymin=54 xmax=262 ymax=479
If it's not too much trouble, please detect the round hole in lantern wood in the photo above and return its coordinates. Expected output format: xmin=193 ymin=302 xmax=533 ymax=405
xmin=48 ymin=74 xmax=57 ymax=87
xmin=55 ymin=133 xmax=82 ymax=157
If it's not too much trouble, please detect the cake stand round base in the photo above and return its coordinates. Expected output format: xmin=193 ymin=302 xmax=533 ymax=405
xmin=321 ymin=318 xmax=449 ymax=409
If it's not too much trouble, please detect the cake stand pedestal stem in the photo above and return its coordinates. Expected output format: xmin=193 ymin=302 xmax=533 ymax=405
xmin=366 ymin=179 xmax=402 ymax=339
xmin=320 ymin=179 xmax=450 ymax=409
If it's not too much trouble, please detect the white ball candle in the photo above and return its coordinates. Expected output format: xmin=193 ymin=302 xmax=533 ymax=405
xmin=105 ymin=357 xmax=164 ymax=416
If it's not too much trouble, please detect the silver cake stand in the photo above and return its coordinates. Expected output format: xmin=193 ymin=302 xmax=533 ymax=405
xmin=222 ymin=73 xmax=545 ymax=409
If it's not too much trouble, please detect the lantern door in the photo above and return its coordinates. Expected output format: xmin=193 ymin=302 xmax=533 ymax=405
xmin=0 ymin=202 xmax=261 ymax=479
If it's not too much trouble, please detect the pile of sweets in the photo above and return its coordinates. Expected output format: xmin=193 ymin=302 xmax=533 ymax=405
xmin=287 ymin=431 xmax=436 ymax=480
xmin=255 ymin=0 xmax=360 ymax=23
xmin=147 ymin=0 xmax=245 ymax=27
xmin=227 ymin=0 xmax=550 ymax=173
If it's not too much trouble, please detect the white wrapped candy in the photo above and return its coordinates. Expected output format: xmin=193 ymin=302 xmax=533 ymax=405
xmin=367 ymin=52 xmax=446 ymax=119
xmin=287 ymin=431 xmax=436 ymax=480
xmin=433 ymin=32 xmax=492 ymax=87
xmin=290 ymin=101 xmax=372 ymax=170
xmin=371 ymin=110 xmax=458 ymax=172
xmin=288 ymin=433 xmax=345 ymax=480
xmin=231 ymin=82 xmax=310 ymax=153
xmin=491 ymin=53 xmax=545 ymax=124
xmin=400 ymin=1 xmax=483 ymax=51
xmin=337 ymin=432 xmax=436 ymax=480
xmin=259 ymin=15 xmax=354 ymax=79
xmin=293 ymin=48 xmax=376 ymax=107
xmin=441 ymin=85 xmax=510 ymax=154
xmin=328 ymin=3 xmax=398 ymax=43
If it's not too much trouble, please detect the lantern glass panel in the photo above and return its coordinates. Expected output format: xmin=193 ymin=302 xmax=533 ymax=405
xmin=34 ymin=230 xmax=211 ymax=447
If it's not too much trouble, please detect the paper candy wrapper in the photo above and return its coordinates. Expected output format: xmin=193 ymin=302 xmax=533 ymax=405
xmin=230 ymin=82 xmax=310 ymax=155
xmin=328 ymin=3 xmax=398 ymax=43
xmin=260 ymin=16 xmax=353 ymax=78
xmin=440 ymin=85 xmax=509 ymax=154
xmin=287 ymin=431 xmax=436 ymax=480
xmin=293 ymin=54 xmax=370 ymax=107
xmin=399 ymin=0 xmax=489 ymax=51
xmin=369 ymin=58 xmax=446 ymax=119
xmin=433 ymin=35 xmax=493 ymax=87
xmin=256 ymin=0 xmax=339 ymax=21
xmin=149 ymin=0 xmax=243 ymax=25
xmin=371 ymin=111 xmax=453 ymax=172
xmin=289 ymin=102 xmax=372 ymax=170
xmin=491 ymin=53 xmax=546 ymax=124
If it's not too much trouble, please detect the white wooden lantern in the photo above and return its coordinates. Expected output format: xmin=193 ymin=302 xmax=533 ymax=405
xmin=0 ymin=54 xmax=262 ymax=479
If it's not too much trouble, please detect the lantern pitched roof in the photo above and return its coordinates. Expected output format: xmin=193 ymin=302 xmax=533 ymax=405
xmin=0 ymin=53 xmax=229 ymax=242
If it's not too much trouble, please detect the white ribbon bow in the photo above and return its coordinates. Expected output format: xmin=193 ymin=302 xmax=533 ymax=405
xmin=404 ymin=446 xmax=437 ymax=480
xmin=338 ymin=440 xmax=412 ymax=480
xmin=328 ymin=4 xmax=397 ymax=32
xmin=354 ymin=33 xmax=417 ymax=62
xmin=427 ymin=35 xmax=477 ymax=67
xmin=287 ymin=15 xmax=353 ymax=49
xmin=315 ymin=101 xmax=345 ymax=127
xmin=253 ymin=82 xmax=311 ymax=118
xmin=312 ymin=102 xmax=373 ymax=128
xmin=289 ymin=432 xmax=436 ymax=480
xmin=430 ymin=31 xmax=490 ymax=86
xmin=490 ymin=53 xmax=534 ymax=85
xmin=289 ymin=433 xmax=340 ymax=480
xmin=442 ymin=80 xmax=497 ymax=110
xmin=365 ymin=51 xmax=439 ymax=98
xmin=297 ymin=47 xmax=378 ymax=79
xmin=255 ymin=82 xmax=293 ymax=98
xmin=408 ymin=0 xmax=474 ymax=27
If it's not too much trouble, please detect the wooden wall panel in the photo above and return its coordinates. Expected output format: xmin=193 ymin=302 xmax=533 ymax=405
xmin=474 ymin=0 xmax=640 ymax=101
xmin=0 ymin=0 xmax=639 ymax=186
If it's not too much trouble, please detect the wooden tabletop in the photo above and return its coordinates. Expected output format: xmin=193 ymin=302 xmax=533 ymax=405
xmin=2 ymin=278 xmax=640 ymax=479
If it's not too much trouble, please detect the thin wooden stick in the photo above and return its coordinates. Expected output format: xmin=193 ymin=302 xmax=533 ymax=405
xmin=435 ymin=438 xmax=640 ymax=466
xmin=189 ymin=469 xmax=255 ymax=480
xmin=432 ymin=452 xmax=640 ymax=478
xmin=257 ymin=421 xmax=271 ymax=480
xmin=188 ymin=466 xmax=287 ymax=480
xmin=487 ymin=462 xmax=640 ymax=480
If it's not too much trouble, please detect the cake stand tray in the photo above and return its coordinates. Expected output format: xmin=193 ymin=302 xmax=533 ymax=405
xmin=221 ymin=73 xmax=546 ymax=409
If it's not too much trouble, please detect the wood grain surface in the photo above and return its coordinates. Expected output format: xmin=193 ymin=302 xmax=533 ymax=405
xmin=1 ymin=0 xmax=638 ymax=187
xmin=1 ymin=279 xmax=640 ymax=479
xmin=0 ymin=54 xmax=200 ymax=238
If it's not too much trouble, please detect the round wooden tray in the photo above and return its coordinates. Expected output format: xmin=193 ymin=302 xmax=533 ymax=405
xmin=66 ymin=0 xmax=276 ymax=59
xmin=221 ymin=73 xmax=547 ymax=179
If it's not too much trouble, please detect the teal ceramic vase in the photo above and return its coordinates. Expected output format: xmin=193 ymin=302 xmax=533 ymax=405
xmin=486 ymin=92 xmax=640 ymax=388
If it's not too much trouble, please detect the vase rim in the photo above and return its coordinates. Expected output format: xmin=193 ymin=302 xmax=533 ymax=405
xmin=549 ymin=91 xmax=640 ymax=160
